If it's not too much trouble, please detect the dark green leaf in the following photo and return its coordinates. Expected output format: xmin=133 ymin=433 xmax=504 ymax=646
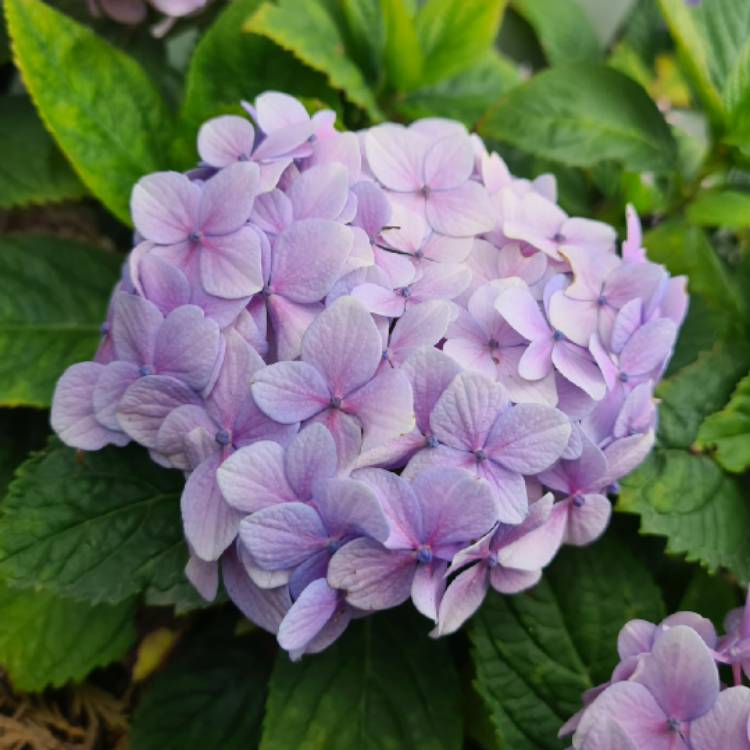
xmin=0 ymin=409 xmax=49 ymax=497
xmin=130 ymin=622 xmax=271 ymax=750
xmin=677 ymin=567 xmax=741 ymax=630
xmin=478 ymin=64 xmax=677 ymax=173
xmin=0 ymin=580 xmax=135 ymax=692
xmin=0 ymin=234 xmax=120 ymax=407
xmin=261 ymin=608 xmax=462 ymax=750
xmin=697 ymin=371 xmax=750 ymax=473
xmin=244 ymin=0 xmax=382 ymax=119
xmin=510 ymin=0 xmax=600 ymax=65
xmin=5 ymin=0 xmax=174 ymax=224
xmin=415 ymin=0 xmax=506 ymax=85
xmin=0 ymin=97 xmax=86 ymax=209
xmin=341 ymin=0 xmax=384 ymax=84
xmin=471 ymin=537 xmax=664 ymax=750
xmin=686 ymin=189 xmax=750 ymax=229
xmin=0 ymin=440 xmax=186 ymax=604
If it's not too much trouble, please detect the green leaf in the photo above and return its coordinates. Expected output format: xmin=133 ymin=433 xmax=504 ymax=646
xmin=415 ymin=0 xmax=506 ymax=85
xmin=181 ymin=0 xmax=334 ymax=135
xmin=0 ymin=440 xmax=187 ymax=604
xmin=678 ymin=567 xmax=740 ymax=630
xmin=341 ymin=0 xmax=385 ymax=84
xmin=697 ymin=371 xmax=750 ymax=473
xmin=130 ymin=622 xmax=271 ymax=750
xmin=471 ymin=538 xmax=664 ymax=750
xmin=4 ymin=0 xmax=174 ymax=224
xmin=0 ymin=234 xmax=120 ymax=407
xmin=0 ymin=580 xmax=135 ymax=692
xmin=0 ymin=97 xmax=86 ymax=209
xmin=382 ymin=0 xmax=424 ymax=92
xmin=687 ymin=189 xmax=750 ymax=229
xmin=0 ymin=409 xmax=49 ymax=497
xmin=396 ymin=50 xmax=520 ymax=127
xmin=510 ymin=0 xmax=600 ymax=65
xmin=260 ymin=608 xmax=462 ymax=750
xmin=478 ymin=64 xmax=677 ymax=173
xmin=244 ymin=0 xmax=382 ymax=120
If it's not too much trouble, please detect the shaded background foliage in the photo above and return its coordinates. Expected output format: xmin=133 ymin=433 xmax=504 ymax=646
xmin=0 ymin=0 xmax=749 ymax=747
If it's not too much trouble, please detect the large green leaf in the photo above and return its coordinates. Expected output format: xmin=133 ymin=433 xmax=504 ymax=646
xmin=0 ymin=581 xmax=135 ymax=692
xmin=686 ymin=189 xmax=750 ymax=229
xmin=478 ymin=64 xmax=677 ymax=173
xmin=510 ymin=0 xmax=600 ymax=65
xmin=244 ymin=0 xmax=382 ymax=120
xmin=415 ymin=0 xmax=506 ymax=85
xmin=381 ymin=0 xmax=424 ymax=92
xmin=471 ymin=538 xmax=664 ymax=750
xmin=0 ymin=96 xmax=86 ymax=209
xmin=341 ymin=0 xmax=385 ymax=84
xmin=260 ymin=608 xmax=462 ymax=750
xmin=5 ymin=0 xmax=174 ymax=224
xmin=0 ymin=441 xmax=186 ymax=604
xmin=697 ymin=371 xmax=750 ymax=473
xmin=130 ymin=621 xmax=271 ymax=750
xmin=180 ymin=0 xmax=334 ymax=135
xmin=0 ymin=234 xmax=120 ymax=407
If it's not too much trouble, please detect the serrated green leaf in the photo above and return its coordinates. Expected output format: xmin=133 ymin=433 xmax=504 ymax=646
xmin=478 ymin=64 xmax=677 ymax=173
xmin=686 ymin=189 xmax=750 ymax=229
xmin=0 ymin=97 xmax=86 ymax=209
xmin=0 ymin=581 xmax=135 ymax=692
xmin=510 ymin=0 xmax=600 ymax=65
xmin=470 ymin=538 xmax=664 ymax=750
xmin=260 ymin=608 xmax=462 ymax=750
xmin=4 ymin=0 xmax=174 ymax=224
xmin=130 ymin=621 xmax=271 ymax=750
xmin=244 ymin=0 xmax=382 ymax=120
xmin=0 ymin=440 xmax=187 ymax=604
xmin=415 ymin=0 xmax=506 ymax=85
xmin=382 ymin=0 xmax=424 ymax=92
xmin=396 ymin=50 xmax=520 ymax=127
xmin=697 ymin=371 xmax=750 ymax=473
xmin=0 ymin=234 xmax=120 ymax=407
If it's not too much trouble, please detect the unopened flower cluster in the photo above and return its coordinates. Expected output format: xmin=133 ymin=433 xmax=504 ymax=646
xmin=562 ymin=590 xmax=750 ymax=749
xmin=51 ymin=92 xmax=687 ymax=658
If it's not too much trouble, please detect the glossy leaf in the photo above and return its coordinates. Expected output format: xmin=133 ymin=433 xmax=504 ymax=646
xmin=5 ymin=0 xmax=173 ymax=223
xmin=0 ymin=234 xmax=120 ymax=407
xmin=0 ymin=441 xmax=186 ymax=604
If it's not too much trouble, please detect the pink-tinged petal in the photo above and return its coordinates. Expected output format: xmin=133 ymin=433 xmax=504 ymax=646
xmin=240 ymin=502 xmax=327 ymax=570
xmin=205 ymin=330 xmax=259 ymax=424
xmin=620 ymin=319 xmax=677 ymax=377
xmin=299 ymin=601 xmax=352 ymax=657
xmin=690 ymin=686 xmax=750 ymax=750
xmin=153 ymin=305 xmax=221 ymax=389
xmin=494 ymin=495 xmax=560 ymax=571
xmin=251 ymin=189 xmax=293 ymax=234
xmin=182 ymin=454 xmax=242 ymax=561
xmin=411 ymin=560 xmax=448 ymax=620
xmin=131 ymin=171 xmax=198 ymax=244
xmin=150 ymin=0 xmax=208 ymax=16
xmin=497 ymin=346 xmax=558 ymax=406
xmin=589 ymin=334 xmax=618 ymax=391
xmin=185 ymin=554 xmax=218 ymax=601
xmin=519 ymin=338 xmax=555 ymax=380
xmin=316 ymin=479 xmax=390 ymax=542
xmin=486 ymin=403 xmax=571 ymax=474
xmin=388 ymin=300 xmax=455 ymax=365
xmin=254 ymin=91 xmax=309 ymax=131
xmin=548 ymin=292 xmax=597 ymax=347
xmin=199 ymin=226 xmax=263 ymax=299
xmin=287 ymin=163 xmax=349 ymax=220
xmin=111 ymin=292 xmax=163 ymax=365
xmin=137 ymin=253 xmax=192 ymax=315
xmin=268 ymin=296 xmax=320 ymax=362
xmin=443 ymin=335 xmax=497 ymax=381
xmin=351 ymin=181 xmax=390 ymax=238
xmin=271 ymin=219 xmax=352 ymax=303
xmin=382 ymin=201 xmax=430 ymax=254
xmin=659 ymin=276 xmax=689 ymax=328
xmin=327 ymin=538 xmax=415 ymax=610
xmin=117 ymin=375 xmax=201 ymax=449
xmin=198 ymin=162 xmax=259 ymax=234
xmin=495 ymin=285 xmax=550 ymax=341
xmin=422 ymin=233 xmax=473 ymax=264
xmin=217 ymin=441 xmax=297 ymax=512
xmin=413 ymin=262 xmax=471 ymax=303
xmin=353 ymin=429 xmax=425 ymax=470
xmin=285 ymin=423 xmax=337 ymax=500
xmin=278 ymin=578 xmax=339 ymax=653
xmin=351 ymin=283 xmax=405 ymax=317
xmin=610 ymin=298 xmax=643 ymax=354
xmin=51 ymin=362 xmax=130 ymax=450
xmin=434 ymin=563 xmax=489 ymax=636
xmin=251 ymin=361 xmax=328 ymax=422
xmin=365 ymin=124 xmax=424 ymax=191
xmin=660 ymin=612 xmax=717 ymax=649
xmin=302 ymin=296 xmax=382 ymax=396
xmin=402 ymin=348 xmax=461 ymax=433
xmin=565 ymin=493 xmax=611 ymax=546
xmin=423 ymin=134 xmax=474 ymax=190
xmin=618 ymin=619 xmax=658 ymax=660
xmin=309 ymin=131 xmax=361 ymax=179
xmin=605 ymin=262 xmax=664 ymax=309
xmin=561 ymin=217 xmax=616 ymax=255
xmin=252 ymin=122 xmax=313 ymax=161
xmin=497 ymin=242 xmax=548 ymax=285
xmin=637 ymin=625 xmax=720 ymax=721
xmin=155 ymin=404 xmax=214 ymax=471
xmin=197 ymin=115 xmax=254 ymax=167
xmin=222 ymin=546 xmax=291 ymax=634
xmin=99 ymin=0 xmax=148 ymax=23
xmin=308 ymin=410 xmax=362 ymax=473
xmin=504 ymin=191 xmax=565 ymax=245
xmin=345 ymin=368 xmax=415 ymax=450
xmin=475 ymin=460 xmax=528 ymax=524
xmin=562 ymin=245 xmax=618 ymax=301
xmin=402 ymin=444 xmax=468 ymax=479
xmin=622 ymin=204 xmax=646 ymax=262
xmin=489 ymin=566 xmax=542 ymax=594
xmin=602 ymin=432 xmax=655 ymax=487
xmin=426 ymin=181 xmax=496 ymax=237
xmin=577 ymin=719 xmax=639 ymax=750
xmin=430 ymin=372 xmax=509 ymax=451
xmin=92 ymin=361 xmax=140 ymax=432
xmin=553 ymin=341 xmax=606 ymax=400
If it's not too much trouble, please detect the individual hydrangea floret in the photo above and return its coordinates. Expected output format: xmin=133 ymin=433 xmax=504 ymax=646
xmin=50 ymin=90 xmax=687 ymax=658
